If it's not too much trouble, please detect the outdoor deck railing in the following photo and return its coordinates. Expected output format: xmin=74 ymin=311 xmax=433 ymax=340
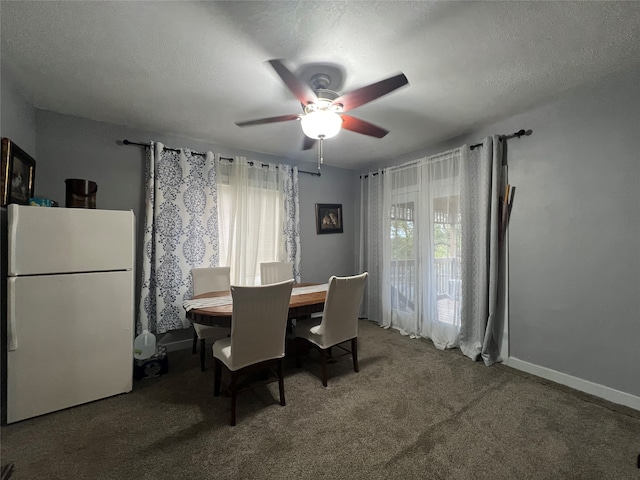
xmin=390 ymin=258 xmax=460 ymax=310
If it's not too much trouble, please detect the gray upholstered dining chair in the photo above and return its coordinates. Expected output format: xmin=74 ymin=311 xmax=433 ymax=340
xmin=260 ymin=261 xmax=293 ymax=285
xmin=191 ymin=267 xmax=231 ymax=371
xmin=213 ymin=279 xmax=294 ymax=426
xmin=295 ymin=272 xmax=368 ymax=387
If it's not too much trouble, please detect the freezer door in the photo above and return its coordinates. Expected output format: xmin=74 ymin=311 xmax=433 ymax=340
xmin=6 ymin=271 xmax=133 ymax=424
xmin=8 ymin=204 xmax=134 ymax=276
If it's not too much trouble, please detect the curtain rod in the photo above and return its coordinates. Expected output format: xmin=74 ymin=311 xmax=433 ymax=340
xmin=469 ymin=129 xmax=532 ymax=151
xmin=359 ymin=129 xmax=532 ymax=178
xmin=121 ymin=139 xmax=320 ymax=176
xmin=122 ymin=139 xmax=230 ymax=160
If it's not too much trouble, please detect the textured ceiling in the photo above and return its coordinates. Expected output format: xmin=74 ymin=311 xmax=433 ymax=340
xmin=2 ymin=1 xmax=640 ymax=170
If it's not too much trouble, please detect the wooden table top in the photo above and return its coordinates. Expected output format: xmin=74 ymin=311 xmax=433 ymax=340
xmin=188 ymin=283 xmax=326 ymax=326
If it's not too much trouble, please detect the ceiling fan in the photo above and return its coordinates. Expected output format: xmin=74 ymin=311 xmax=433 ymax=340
xmin=235 ymin=59 xmax=409 ymax=165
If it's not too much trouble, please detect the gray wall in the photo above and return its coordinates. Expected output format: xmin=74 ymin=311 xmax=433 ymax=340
xmin=1 ymin=67 xmax=36 ymax=158
xmin=490 ymin=66 xmax=640 ymax=398
xmin=358 ymin=66 xmax=640 ymax=400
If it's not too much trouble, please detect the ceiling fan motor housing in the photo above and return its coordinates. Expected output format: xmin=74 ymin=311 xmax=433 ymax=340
xmin=308 ymin=73 xmax=341 ymax=106
xmin=309 ymin=72 xmax=332 ymax=90
xmin=313 ymin=88 xmax=339 ymax=103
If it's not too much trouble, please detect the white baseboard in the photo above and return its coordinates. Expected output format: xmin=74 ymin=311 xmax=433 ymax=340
xmin=505 ymin=357 xmax=640 ymax=412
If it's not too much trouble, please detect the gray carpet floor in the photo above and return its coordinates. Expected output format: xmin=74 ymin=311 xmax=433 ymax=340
xmin=1 ymin=320 xmax=639 ymax=479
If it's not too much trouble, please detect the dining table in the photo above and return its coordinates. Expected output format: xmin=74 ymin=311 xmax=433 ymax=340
xmin=183 ymin=282 xmax=327 ymax=328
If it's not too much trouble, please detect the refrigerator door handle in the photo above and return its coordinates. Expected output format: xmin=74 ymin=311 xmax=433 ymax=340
xmin=8 ymin=278 xmax=18 ymax=351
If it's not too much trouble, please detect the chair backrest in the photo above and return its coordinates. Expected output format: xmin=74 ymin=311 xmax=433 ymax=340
xmin=192 ymin=267 xmax=231 ymax=296
xmin=319 ymin=272 xmax=368 ymax=347
xmin=229 ymin=279 xmax=294 ymax=370
xmin=260 ymin=261 xmax=294 ymax=285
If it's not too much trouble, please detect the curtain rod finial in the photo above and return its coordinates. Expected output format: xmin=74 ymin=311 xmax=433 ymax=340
xmin=516 ymin=129 xmax=533 ymax=138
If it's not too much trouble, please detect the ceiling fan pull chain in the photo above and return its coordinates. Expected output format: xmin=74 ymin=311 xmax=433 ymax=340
xmin=317 ymin=136 xmax=325 ymax=174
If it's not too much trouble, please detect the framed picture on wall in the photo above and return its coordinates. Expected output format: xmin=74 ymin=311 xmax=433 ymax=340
xmin=1 ymin=137 xmax=36 ymax=206
xmin=316 ymin=203 xmax=343 ymax=234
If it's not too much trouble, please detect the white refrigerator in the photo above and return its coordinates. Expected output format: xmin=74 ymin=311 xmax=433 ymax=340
xmin=2 ymin=204 xmax=135 ymax=424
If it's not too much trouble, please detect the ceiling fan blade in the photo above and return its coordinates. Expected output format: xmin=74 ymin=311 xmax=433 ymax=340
xmin=302 ymin=136 xmax=316 ymax=151
xmin=268 ymin=59 xmax=318 ymax=106
xmin=341 ymin=115 xmax=389 ymax=138
xmin=235 ymin=113 xmax=300 ymax=127
xmin=332 ymin=73 xmax=409 ymax=112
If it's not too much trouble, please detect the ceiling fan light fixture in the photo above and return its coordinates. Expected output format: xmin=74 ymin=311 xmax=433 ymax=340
xmin=300 ymin=109 xmax=343 ymax=139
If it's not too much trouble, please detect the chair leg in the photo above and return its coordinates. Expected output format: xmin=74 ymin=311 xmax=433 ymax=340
xmin=192 ymin=330 xmax=198 ymax=354
xmin=320 ymin=348 xmax=329 ymax=387
xmin=200 ymin=339 xmax=206 ymax=372
xmin=351 ymin=337 xmax=359 ymax=372
xmin=277 ymin=359 xmax=286 ymax=406
xmin=230 ymin=371 xmax=238 ymax=426
xmin=213 ymin=358 xmax=222 ymax=396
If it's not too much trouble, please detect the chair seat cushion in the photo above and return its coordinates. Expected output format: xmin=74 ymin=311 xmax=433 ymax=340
xmin=213 ymin=336 xmax=287 ymax=371
xmin=194 ymin=324 xmax=230 ymax=341
xmin=212 ymin=336 xmax=232 ymax=368
xmin=295 ymin=317 xmax=325 ymax=348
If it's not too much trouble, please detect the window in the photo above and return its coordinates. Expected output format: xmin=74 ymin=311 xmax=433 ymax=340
xmin=433 ymin=195 xmax=461 ymax=325
xmin=390 ymin=200 xmax=416 ymax=312
xmin=360 ymin=148 xmax=462 ymax=348
xmin=216 ymin=160 xmax=288 ymax=285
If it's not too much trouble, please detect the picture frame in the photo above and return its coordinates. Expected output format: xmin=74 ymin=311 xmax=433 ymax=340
xmin=316 ymin=203 xmax=343 ymax=234
xmin=1 ymin=137 xmax=36 ymax=206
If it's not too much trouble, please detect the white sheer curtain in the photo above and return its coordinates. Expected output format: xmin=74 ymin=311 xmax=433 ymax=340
xmin=361 ymin=149 xmax=462 ymax=349
xmin=216 ymin=156 xmax=301 ymax=286
xmin=139 ymin=142 xmax=220 ymax=334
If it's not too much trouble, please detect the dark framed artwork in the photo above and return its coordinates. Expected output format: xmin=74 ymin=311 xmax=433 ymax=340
xmin=1 ymin=138 xmax=36 ymax=206
xmin=316 ymin=203 xmax=343 ymax=234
